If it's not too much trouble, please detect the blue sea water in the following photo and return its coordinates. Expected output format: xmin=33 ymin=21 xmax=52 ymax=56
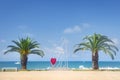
xmin=0 ymin=61 xmax=120 ymax=70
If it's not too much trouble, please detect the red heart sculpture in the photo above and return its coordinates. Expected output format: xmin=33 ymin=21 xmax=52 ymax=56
xmin=50 ymin=58 xmax=56 ymax=65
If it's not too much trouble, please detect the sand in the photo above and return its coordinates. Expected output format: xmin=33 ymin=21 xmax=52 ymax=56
xmin=0 ymin=71 xmax=120 ymax=80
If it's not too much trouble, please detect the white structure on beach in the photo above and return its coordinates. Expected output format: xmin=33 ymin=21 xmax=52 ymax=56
xmin=51 ymin=38 xmax=69 ymax=70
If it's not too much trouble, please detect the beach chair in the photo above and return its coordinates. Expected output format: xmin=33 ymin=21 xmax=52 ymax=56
xmin=2 ymin=67 xmax=18 ymax=72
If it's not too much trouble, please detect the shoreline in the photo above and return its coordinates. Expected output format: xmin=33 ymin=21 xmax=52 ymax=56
xmin=1 ymin=68 xmax=120 ymax=72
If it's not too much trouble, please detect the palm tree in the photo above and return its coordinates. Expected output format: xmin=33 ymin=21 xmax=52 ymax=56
xmin=74 ymin=33 xmax=118 ymax=70
xmin=4 ymin=37 xmax=44 ymax=70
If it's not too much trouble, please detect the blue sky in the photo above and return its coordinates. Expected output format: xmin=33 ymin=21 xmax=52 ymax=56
xmin=0 ymin=0 xmax=120 ymax=61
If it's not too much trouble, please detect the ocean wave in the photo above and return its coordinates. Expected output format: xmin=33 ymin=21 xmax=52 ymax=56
xmin=100 ymin=67 xmax=120 ymax=70
xmin=79 ymin=65 xmax=92 ymax=70
xmin=78 ymin=65 xmax=120 ymax=70
xmin=14 ymin=62 xmax=20 ymax=64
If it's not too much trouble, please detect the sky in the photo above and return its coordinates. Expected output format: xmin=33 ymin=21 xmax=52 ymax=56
xmin=0 ymin=0 xmax=120 ymax=61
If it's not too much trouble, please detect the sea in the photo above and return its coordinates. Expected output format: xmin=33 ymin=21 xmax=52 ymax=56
xmin=0 ymin=61 xmax=120 ymax=70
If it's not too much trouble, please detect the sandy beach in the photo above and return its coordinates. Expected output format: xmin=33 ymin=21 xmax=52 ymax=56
xmin=0 ymin=71 xmax=120 ymax=80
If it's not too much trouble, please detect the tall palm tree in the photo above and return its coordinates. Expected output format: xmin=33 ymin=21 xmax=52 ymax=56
xmin=4 ymin=37 xmax=44 ymax=70
xmin=74 ymin=33 xmax=118 ymax=70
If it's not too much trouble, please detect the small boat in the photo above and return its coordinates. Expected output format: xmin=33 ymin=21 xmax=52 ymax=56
xmin=15 ymin=62 xmax=20 ymax=64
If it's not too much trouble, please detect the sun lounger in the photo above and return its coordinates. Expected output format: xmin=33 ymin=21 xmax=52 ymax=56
xmin=2 ymin=67 xmax=18 ymax=72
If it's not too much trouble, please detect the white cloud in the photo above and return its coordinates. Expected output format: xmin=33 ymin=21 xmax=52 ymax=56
xmin=44 ymin=39 xmax=70 ymax=55
xmin=43 ymin=38 xmax=69 ymax=60
xmin=44 ymin=46 xmax=64 ymax=54
xmin=82 ymin=23 xmax=90 ymax=28
xmin=64 ymin=26 xmax=81 ymax=34
xmin=55 ymin=47 xmax=64 ymax=54
xmin=20 ymin=33 xmax=34 ymax=37
xmin=0 ymin=49 xmax=6 ymax=53
xmin=18 ymin=25 xmax=28 ymax=30
xmin=24 ymin=33 xmax=34 ymax=37
xmin=63 ymin=23 xmax=91 ymax=34
xmin=111 ymin=38 xmax=120 ymax=46
xmin=0 ymin=39 xmax=6 ymax=43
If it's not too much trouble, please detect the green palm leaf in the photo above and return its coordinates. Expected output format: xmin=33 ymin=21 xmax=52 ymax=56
xmin=74 ymin=33 xmax=118 ymax=59
xmin=4 ymin=37 xmax=44 ymax=56
xmin=29 ymin=49 xmax=44 ymax=57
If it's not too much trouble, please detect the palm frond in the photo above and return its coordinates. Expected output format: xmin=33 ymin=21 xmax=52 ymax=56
xmin=12 ymin=40 xmax=22 ymax=48
xmin=29 ymin=50 xmax=44 ymax=57
xmin=74 ymin=47 xmax=87 ymax=53
xmin=28 ymin=41 xmax=39 ymax=49
xmin=99 ymin=47 xmax=108 ymax=54
xmin=106 ymin=50 xmax=115 ymax=60
xmin=4 ymin=48 xmax=19 ymax=54
xmin=74 ymin=33 xmax=118 ymax=60
xmin=109 ymin=44 xmax=119 ymax=51
xmin=4 ymin=37 xmax=45 ymax=57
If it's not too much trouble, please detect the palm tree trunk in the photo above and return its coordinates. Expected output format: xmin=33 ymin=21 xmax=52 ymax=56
xmin=21 ymin=55 xmax=28 ymax=70
xmin=92 ymin=52 xmax=99 ymax=70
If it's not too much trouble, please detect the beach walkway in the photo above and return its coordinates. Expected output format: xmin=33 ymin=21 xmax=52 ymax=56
xmin=0 ymin=71 xmax=120 ymax=80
